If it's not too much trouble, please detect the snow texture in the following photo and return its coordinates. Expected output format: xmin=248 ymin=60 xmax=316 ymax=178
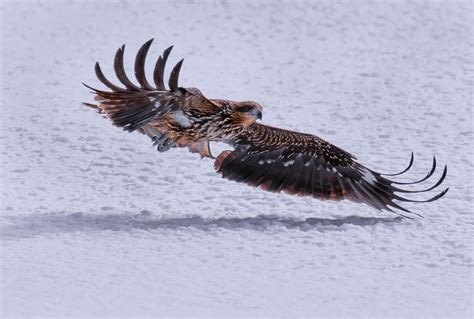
xmin=1 ymin=0 xmax=473 ymax=317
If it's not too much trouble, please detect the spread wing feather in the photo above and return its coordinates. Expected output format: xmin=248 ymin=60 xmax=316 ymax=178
xmin=83 ymin=38 xmax=216 ymax=132
xmin=215 ymin=123 xmax=448 ymax=218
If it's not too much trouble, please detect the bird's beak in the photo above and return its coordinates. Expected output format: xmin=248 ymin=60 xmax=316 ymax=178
xmin=251 ymin=109 xmax=263 ymax=120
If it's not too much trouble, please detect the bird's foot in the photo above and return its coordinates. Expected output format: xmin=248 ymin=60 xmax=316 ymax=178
xmin=152 ymin=133 xmax=176 ymax=152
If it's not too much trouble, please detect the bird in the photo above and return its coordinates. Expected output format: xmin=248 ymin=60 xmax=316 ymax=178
xmin=83 ymin=39 xmax=448 ymax=219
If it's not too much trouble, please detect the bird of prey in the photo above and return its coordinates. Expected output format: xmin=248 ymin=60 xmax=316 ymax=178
xmin=84 ymin=39 xmax=448 ymax=218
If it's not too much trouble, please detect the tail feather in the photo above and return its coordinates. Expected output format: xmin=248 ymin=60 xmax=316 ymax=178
xmin=83 ymin=39 xmax=187 ymax=132
xmin=83 ymin=87 xmax=160 ymax=132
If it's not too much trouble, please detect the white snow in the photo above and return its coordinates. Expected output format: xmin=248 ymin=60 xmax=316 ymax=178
xmin=1 ymin=0 xmax=473 ymax=318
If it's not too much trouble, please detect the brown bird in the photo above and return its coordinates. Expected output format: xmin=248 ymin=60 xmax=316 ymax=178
xmin=84 ymin=39 xmax=448 ymax=219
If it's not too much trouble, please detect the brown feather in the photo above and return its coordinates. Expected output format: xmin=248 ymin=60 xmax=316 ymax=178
xmin=214 ymin=123 xmax=448 ymax=218
xmin=84 ymin=40 xmax=448 ymax=219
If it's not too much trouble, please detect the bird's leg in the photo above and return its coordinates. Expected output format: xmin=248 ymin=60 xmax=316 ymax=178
xmin=152 ymin=132 xmax=176 ymax=152
xmin=142 ymin=124 xmax=176 ymax=153
xmin=187 ymin=140 xmax=215 ymax=159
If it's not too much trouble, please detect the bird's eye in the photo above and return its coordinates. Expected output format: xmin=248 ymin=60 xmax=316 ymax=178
xmin=236 ymin=105 xmax=255 ymax=113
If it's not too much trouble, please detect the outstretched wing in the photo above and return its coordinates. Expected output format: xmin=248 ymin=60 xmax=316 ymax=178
xmin=83 ymin=39 xmax=217 ymax=132
xmin=214 ymin=123 xmax=448 ymax=218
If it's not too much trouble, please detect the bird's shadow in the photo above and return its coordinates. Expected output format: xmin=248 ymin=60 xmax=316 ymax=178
xmin=1 ymin=211 xmax=405 ymax=240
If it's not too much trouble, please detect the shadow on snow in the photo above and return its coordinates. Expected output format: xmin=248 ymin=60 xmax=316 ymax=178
xmin=1 ymin=211 xmax=405 ymax=239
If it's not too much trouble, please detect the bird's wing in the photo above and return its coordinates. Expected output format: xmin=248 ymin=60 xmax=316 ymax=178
xmin=83 ymin=39 xmax=218 ymax=133
xmin=214 ymin=123 xmax=448 ymax=218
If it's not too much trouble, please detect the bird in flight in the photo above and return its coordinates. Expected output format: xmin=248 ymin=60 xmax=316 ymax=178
xmin=84 ymin=39 xmax=448 ymax=219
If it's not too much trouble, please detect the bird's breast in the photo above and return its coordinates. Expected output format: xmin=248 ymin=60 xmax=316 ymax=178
xmin=169 ymin=110 xmax=193 ymax=128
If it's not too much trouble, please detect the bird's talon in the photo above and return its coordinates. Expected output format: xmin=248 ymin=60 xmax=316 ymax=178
xmin=155 ymin=136 xmax=176 ymax=152
xmin=151 ymin=133 xmax=162 ymax=142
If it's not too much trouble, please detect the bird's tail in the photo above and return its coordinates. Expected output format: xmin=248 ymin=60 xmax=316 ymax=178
xmin=82 ymin=38 xmax=183 ymax=132
xmin=82 ymin=84 xmax=161 ymax=132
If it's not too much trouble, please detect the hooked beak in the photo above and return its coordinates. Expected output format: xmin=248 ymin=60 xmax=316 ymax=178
xmin=251 ymin=109 xmax=263 ymax=120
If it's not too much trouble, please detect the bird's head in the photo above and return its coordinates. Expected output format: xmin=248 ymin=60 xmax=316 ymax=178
xmin=223 ymin=100 xmax=263 ymax=126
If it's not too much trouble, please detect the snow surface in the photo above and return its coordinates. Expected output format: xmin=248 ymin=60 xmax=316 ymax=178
xmin=1 ymin=0 xmax=473 ymax=317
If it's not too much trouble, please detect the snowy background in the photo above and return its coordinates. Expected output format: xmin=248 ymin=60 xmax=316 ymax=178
xmin=1 ymin=0 xmax=473 ymax=317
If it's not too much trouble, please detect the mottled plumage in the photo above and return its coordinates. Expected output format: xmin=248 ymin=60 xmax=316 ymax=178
xmin=84 ymin=39 xmax=448 ymax=218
